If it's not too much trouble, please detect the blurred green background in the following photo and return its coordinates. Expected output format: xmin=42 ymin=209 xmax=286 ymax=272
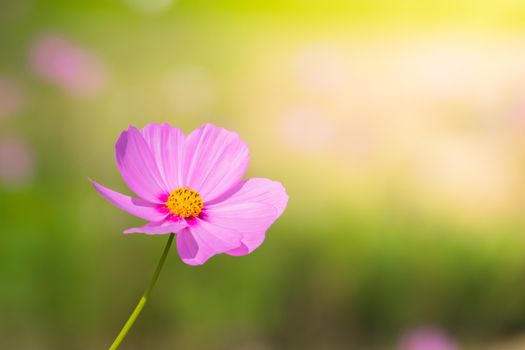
xmin=3 ymin=1 xmax=525 ymax=349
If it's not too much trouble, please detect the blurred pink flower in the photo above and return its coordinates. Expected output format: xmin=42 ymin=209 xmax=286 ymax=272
xmin=0 ymin=77 xmax=24 ymax=119
xmin=511 ymin=88 xmax=525 ymax=127
xmin=399 ymin=327 xmax=457 ymax=350
xmin=279 ymin=107 xmax=336 ymax=155
xmin=0 ymin=136 xmax=35 ymax=189
xmin=29 ymin=33 xmax=107 ymax=97
xmin=91 ymin=123 xmax=288 ymax=265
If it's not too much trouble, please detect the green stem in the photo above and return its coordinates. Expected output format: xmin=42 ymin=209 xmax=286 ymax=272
xmin=108 ymin=234 xmax=175 ymax=350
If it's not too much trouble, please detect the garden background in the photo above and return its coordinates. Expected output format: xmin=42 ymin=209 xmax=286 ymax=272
xmin=2 ymin=1 xmax=525 ymax=349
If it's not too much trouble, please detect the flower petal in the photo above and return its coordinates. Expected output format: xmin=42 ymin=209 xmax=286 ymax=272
xmin=141 ymin=123 xmax=185 ymax=191
xmin=89 ymin=178 xmax=167 ymax=222
xmin=183 ymin=124 xmax=249 ymax=202
xmin=115 ymin=126 xmax=168 ymax=203
xmin=206 ymin=178 xmax=288 ymax=256
xmin=176 ymin=219 xmax=243 ymax=265
xmin=124 ymin=219 xmax=187 ymax=235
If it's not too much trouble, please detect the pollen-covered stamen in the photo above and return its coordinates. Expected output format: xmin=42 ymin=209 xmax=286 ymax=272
xmin=165 ymin=187 xmax=204 ymax=218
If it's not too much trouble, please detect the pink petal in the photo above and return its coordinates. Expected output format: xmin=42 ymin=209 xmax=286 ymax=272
xmin=124 ymin=220 xmax=187 ymax=235
xmin=183 ymin=124 xmax=249 ymax=202
xmin=176 ymin=219 xmax=243 ymax=265
xmin=207 ymin=178 xmax=288 ymax=256
xmin=115 ymin=126 xmax=168 ymax=203
xmin=141 ymin=123 xmax=185 ymax=191
xmin=89 ymin=178 xmax=167 ymax=222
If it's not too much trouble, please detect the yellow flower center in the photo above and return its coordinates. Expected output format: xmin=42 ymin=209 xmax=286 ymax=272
xmin=165 ymin=187 xmax=204 ymax=218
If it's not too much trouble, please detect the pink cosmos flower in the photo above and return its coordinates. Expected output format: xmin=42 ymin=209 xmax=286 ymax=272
xmin=90 ymin=123 xmax=288 ymax=265
xmin=399 ymin=327 xmax=457 ymax=350
xmin=29 ymin=33 xmax=106 ymax=97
